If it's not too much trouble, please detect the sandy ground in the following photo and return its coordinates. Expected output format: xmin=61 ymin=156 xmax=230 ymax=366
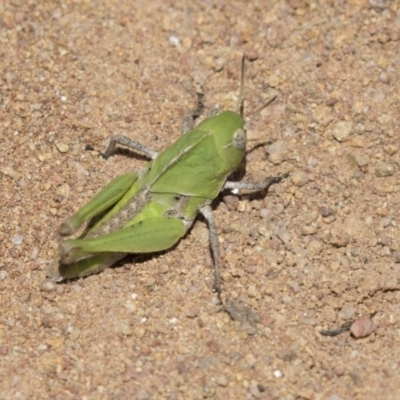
xmin=1 ymin=0 xmax=400 ymax=399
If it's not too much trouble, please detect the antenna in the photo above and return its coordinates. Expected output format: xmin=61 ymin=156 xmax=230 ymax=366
xmin=245 ymin=95 xmax=278 ymax=128
xmin=235 ymin=55 xmax=278 ymax=123
xmin=235 ymin=56 xmax=245 ymax=115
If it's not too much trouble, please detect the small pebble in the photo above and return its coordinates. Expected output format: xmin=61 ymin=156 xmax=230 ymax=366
xmin=116 ymin=321 xmax=132 ymax=336
xmin=339 ymin=305 xmax=355 ymax=320
xmin=325 ymin=228 xmax=350 ymax=247
xmin=249 ymin=385 xmax=262 ymax=398
xmin=267 ymin=74 xmax=281 ymax=87
xmin=168 ymin=35 xmax=180 ymax=47
xmin=134 ymin=326 xmax=146 ymax=338
xmin=313 ymin=104 xmax=334 ymax=126
xmin=266 ymin=140 xmax=288 ymax=165
xmin=55 ymin=183 xmax=70 ymax=200
xmin=56 ymin=142 xmax=69 ymax=153
xmin=354 ymin=123 xmax=365 ymax=134
xmin=216 ymin=375 xmax=228 ymax=387
xmin=380 ymin=217 xmax=392 ymax=228
xmin=237 ymin=201 xmax=246 ymax=212
xmin=375 ymin=162 xmax=395 ymax=177
xmin=332 ymin=121 xmax=353 ymax=142
xmin=291 ymin=170 xmax=309 ymax=187
xmin=143 ymin=277 xmax=156 ymax=287
xmin=1 ymin=166 xmax=20 ymax=180
xmin=74 ymin=161 xmax=88 ymax=177
xmin=379 ymin=71 xmax=390 ymax=84
xmin=213 ymin=57 xmax=225 ymax=72
xmin=273 ymin=370 xmax=283 ymax=378
xmin=319 ymin=206 xmax=333 ymax=217
xmin=384 ymin=144 xmax=398 ymax=155
xmin=244 ymin=49 xmax=259 ymax=61
xmin=39 ymin=280 xmax=56 ymax=292
xmin=223 ymin=195 xmax=239 ymax=211
xmin=325 ymin=97 xmax=339 ymax=107
xmin=186 ymin=307 xmax=199 ymax=318
xmin=12 ymin=234 xmax=24 ymax=245
xmin=352 ymin=151 xmax=369 ymax=167
xmin=30 ymin=247 xmax=39 ymax=259
xmin=378 ymin=114 xmax=392 ymax=125
xmin=247 ymin=285 xmax=258 ymax=298
xmin=302 ymin=225 xmax=317 ymax=235
xmin=350 ymin=314 xmax=374 ymax=338
xmin=326 ymin=395 xmax=343 ymax=400
xmin=369 ymin=0 xmax=389 ymax=10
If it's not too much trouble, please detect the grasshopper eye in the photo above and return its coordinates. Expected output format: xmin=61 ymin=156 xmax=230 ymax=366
xmin=232 ymin=128 xmax=246 ymax=150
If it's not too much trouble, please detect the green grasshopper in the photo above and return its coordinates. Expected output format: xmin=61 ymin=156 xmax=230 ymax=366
xmin=47 ymin=56 xmax=286 ymax=300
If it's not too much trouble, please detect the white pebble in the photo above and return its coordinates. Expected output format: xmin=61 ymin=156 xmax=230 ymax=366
xmin=169 ymin=35 xmax=180 ymax=47
xmin=273 ymin=370 xmax=282 ymax=378
xmin=12 ymin=234 xmax=24 ymax=245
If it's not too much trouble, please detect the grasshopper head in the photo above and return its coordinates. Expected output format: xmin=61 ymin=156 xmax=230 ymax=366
xmin=217 ymin=110 xmax=247 ymax=169
xmin=195 ymin=109 xmax=247 ymax=171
